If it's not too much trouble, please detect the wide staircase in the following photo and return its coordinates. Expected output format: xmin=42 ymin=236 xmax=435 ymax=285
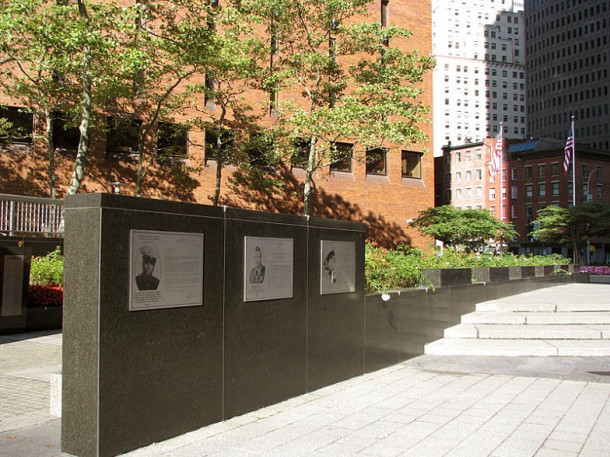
xmin=425 ymin=283 xmax=610 ymax=357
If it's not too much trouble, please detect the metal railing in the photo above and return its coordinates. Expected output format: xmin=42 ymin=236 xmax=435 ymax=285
xmin=0 ymin=194 xmax=64 ymax=237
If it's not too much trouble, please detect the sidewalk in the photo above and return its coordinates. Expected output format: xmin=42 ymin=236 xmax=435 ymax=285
xmin=2 ymin=284 xmax=610 ymax=457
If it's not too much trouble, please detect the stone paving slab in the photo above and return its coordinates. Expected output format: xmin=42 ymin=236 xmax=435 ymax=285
xmin=3 ymin=285 xmax=610 ymax=457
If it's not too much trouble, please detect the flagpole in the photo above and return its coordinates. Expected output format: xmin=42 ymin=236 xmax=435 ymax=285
xmin=499 ymin=122 xmax=503 ymax=222
xmin=571 ymin=116 xmax=576 ymax=207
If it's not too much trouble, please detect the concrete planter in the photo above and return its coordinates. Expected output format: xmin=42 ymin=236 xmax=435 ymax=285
xmin=473 ymin=267 xmax=510 ymax=283
xmin=589 ymin=275 xmax=610 ymax=284
xmin=422 ymin=268 xmax=471 ymax=288
xmin=26 ymin=306 xmax=63 ymax=332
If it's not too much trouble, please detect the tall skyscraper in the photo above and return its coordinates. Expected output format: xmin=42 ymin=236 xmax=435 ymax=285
xmin=432 ymin=0 xmax=526 ymax=156
xmin=525 ymin=0 xmax=610 ymax=152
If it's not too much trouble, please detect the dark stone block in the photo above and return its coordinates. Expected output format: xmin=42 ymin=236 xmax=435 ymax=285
xmin=223 ymin=208 xmax=308 ymax=418
xmin=306 ymin=221 xmax=366 ymax=391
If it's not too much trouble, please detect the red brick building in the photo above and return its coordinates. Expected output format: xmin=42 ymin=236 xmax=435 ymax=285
xmin=0 ymin=0 xmax=434 ymax=249
xmin=437 ymin=137 xmax=610 ymax=259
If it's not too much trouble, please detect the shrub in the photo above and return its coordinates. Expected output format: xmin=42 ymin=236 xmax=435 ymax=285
xmin=30 ymin=248 xmax=64 ymax=286
xmin=27 ymin=284 xmax=63 ymax=308
xmin=365 ymin=240 xmax=571 ymax=293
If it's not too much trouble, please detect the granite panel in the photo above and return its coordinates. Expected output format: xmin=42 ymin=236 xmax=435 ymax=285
xmin=306 ymin=221 xmax=366 ymax=391
xmin=223 ymin=208 xmax=308 ymax=418
xmin=61 ymin=206 xmax=101 ymax=457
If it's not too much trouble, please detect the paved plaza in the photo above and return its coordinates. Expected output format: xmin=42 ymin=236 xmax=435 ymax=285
xmin=1 ymin=284 xmax=610 ymax=457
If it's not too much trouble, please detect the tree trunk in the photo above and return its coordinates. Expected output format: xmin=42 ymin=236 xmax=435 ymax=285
xmin=303 ymin=135 xmax=317 ymax=216
xmin=44 ymin=108 xmax=56 ymax=199
xmin=66 ymin=0 xmax=92 ymax=196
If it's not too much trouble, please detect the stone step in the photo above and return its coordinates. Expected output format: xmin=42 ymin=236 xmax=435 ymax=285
xmin=424 ymin=338 xmax=610 ymax=357
xmin=475 ymin=301 xmax=610 ymax=313
xmin=462 ymin=311 xmax=610 ymax=325
xmin=445 ymin=323 xmax=610 ymax=339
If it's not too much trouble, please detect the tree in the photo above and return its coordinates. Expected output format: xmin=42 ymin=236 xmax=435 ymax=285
xmin=531 ymin=202 xmax=610 ymax=264
xmin=102 ymin=0 xmax=222 ymax=197
xmin=412 ymin=205 xmax=517 ymax=252
xmin=0 ymin=0 xmax=134 ymax=197
xmin=244 ymin=0 xmax=434 ymax=215
xmin=184 ymin=1 xmax=271 ymax=206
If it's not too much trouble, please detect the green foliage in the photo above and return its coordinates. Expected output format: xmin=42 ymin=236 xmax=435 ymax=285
xmin=531 ymin=201 xmax=610 ymax=264
xmin=242 ymin=0 xmax=434 ymax=215
xmin=412 ymin=205 xmax=517 ymax=252
xmin=29 ymin=249 xmax=64 ymax=287
xmin=364 ymin=241 xmax=569 ymax=293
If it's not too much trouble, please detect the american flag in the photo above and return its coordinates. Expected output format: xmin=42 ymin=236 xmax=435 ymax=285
xmin=488 ymin=127 xmax=503 ymax=177
xmin=564 ymin=124 xmax=574 ymax=173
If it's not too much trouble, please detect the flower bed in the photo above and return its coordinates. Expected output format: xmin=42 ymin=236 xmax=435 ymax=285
xmin=580 ymin=266 xmax=610 ymax=275
xmin=27 ymin=284 xmax=63 ymax=308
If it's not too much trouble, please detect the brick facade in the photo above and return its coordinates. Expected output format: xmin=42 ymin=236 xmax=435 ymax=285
xmin=0 ymin=0 xmax=434 ymax=249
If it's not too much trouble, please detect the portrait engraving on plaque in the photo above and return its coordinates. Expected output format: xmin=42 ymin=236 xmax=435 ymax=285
xmin=244 ymin=236 xmax=293 ymax=302
xmin=130 ymin=230 xmax=204 ymax=311
xmin=320 ymin=240 xmax=356 ymax=295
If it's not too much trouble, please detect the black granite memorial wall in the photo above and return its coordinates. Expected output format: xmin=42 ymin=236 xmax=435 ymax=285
xmin=61 ymin=194 xmax=366 ymax=457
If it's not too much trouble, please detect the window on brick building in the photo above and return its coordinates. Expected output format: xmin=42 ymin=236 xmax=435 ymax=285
xmin=538 ymin=164 xmax=546 ymax=177
xmin=205 ymin=127 xmax=233 ymax=161
xmin=466 ymin=170 xmax=472 ymax=181
xmin=157 ymin=122 xmax=188 ymax=158
xmin=401 ymin=150 xmax=422 ymax=179
xmin=525 ymin=166 xmax=532 ymax=178
xmin=511 ymin=168 xmax=517 ymax=180
xmin=52 ymin=112 xmax=80 ymax=151
xmin=0 ymin=106 xmax=34 ymax=144
xmin=476 ymin=169 xmax=482 ymax=181
xmin=291 ymin=138 xmax=310 ymax=169
xmin=511 ymin=185 xmax=517 ymax=199
xmin=247 ymin=132 xmax=273 ymax=168
xmin=539 ymin=183 xmax=546 ymax=197
xmin=525 ymin=184 xmax=532 ymax=198
xmin=551 ymin=162 xmax=559 ymax=176
xmin=330 ymin=142 xmax=353 ymax=172
xmin=551 ymin=181 xmax=560 ymax=196
xmin=366 ymin=147 xmax=387 ymax=175
xmin=107 ymin=117 xmax=141 ymax=156
xmin=489 ymin=188 xmax=496 ymax=200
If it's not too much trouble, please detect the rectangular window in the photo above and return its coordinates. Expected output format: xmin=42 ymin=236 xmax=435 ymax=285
xmin=0 ymin=106 xmax=34 ymax=144
xmin=476 ymin=169 xmax=482 ymax=181
xmin=551 ymin=162 xmax=559 ymax=176
xmin=511 ymin=205 xmax=517 ymax=219
xmin=511 ymin=185 xmax=518 ymax=199
xmin=539 ymin=183 xmax=546 ymax=196
xmin=456 ymin=151 xmax=461 ymax=162
xmin=568 ymin=181 xmax=573 ymax=196
xmin=525 ymin=184 xmax=533 ymax=198
xmin=466 ymin=170 xmax=472 ymax=181
xmin=476 ymin=186 xmax=482 ymax=199
xmin=290 ymin=138 xmax=310 ymax=169
xmin=538 ymin=164 xmax=546 ymax=177
xmin=204 ymin=127 xmax=233 ymax=161
xmin=525 ymin=166 xmax=532 ymax=178
xmin=366 ymin=147 xmax=387 ymax=175
xmin=401 ymin=150 xmax=422 ymax=179
xmin=107 ymin=117 xmax=141 ymax=156
xmin=52 ymin=112 xmax=80 ymax=151
xmin=489 ymin=188 xmax=496 ymax=200
xmin=511 ymin=168 xmax=518 ymax=180
xmin=330 ymin=142 xmax=353 ymax=172
xmin=456 ymin=189 xmax=462 ymax=200
xmin=157 ymin=122 xmax=188 ymax=158
xmin=466 ymin=187 xmax=472 ymax=199
xmin=597 ymin=184 xmax=603 ymax=198
xmin=456 ymin=172 xmax=462 ymax=183
xmin=582 ymin=164 xmax=588 ymax=177
xmin=247 ymin=132 xmax=273 ymax=168
xmin=501 ymin=187 xmax=507 ymax=200
xmin=551 ymin=181 xmax=560 ymax=196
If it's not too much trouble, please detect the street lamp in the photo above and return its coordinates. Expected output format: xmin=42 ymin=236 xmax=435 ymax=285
xmin=585 ymin=167 xmax=601 ymax=202
xmin=584 ymin=167 xmax=601 ymax=264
